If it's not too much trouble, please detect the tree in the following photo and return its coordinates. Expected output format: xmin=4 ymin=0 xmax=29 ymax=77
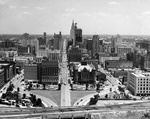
xmin=17 ymin=87 xmax=20 ymax=92
xmin=58 ymin=83 xmax=61 ymax=90
xmin=13 ymin=91 xmax=19 ymax=99
xmin=85 ymin=83 xmax=89 ymax=90
xmin=36 ymin=98 xmax=42 ymax=107
xmin=109 ymin=88 xmax=112 ymax=92
xmin=7 ymin=84 xmax=14 ymax=92
xmin=5 ymin=91 xmax=13 ymax=99
xmin=89 ymin=94 xmax=99 ymax=105
xmin=28 ymin=85 xmax=31 ymax=91
xmin=22 ymin=93 xmax=26 ymax=99
xmin=1 ymin=93 xmax=6 ymax=99
xmin=105 ymin=94 xmax=108 ymax=99
xmin=37 ymin=84 xmax=40 ymax=88
xmin=118 ymin=86 xmax=124 ymax=92
xmin=43 ymin=84 xmax=46 ymax=90
xmin=70 ymin=84 xmax=73 ymax=90
xmin=96 ymin=82 xmax=100 ymax=92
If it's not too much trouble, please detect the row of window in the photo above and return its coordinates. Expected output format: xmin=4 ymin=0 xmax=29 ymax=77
xmin=138 ymin=84 xmax=150 ymax=87
xmin=138 ymin=78 xmax=150 ymax=81
xmin=138 ymin=87 xmax=150 ymax=90
xmin=42 ymin=79 xmax=58 ymax=82
xmin=137 ymin=91 xmax=150 ymax=93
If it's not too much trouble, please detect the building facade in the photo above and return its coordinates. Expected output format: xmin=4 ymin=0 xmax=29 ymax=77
xmin=92 ymin=35 xmax=99 ymax=58
xmin=99 ymin=56 xmax=120 ymax=67
xmin=68 ymin=47 xmax=81 ymax=62
xmin=24 ymin=64 xmax=37 ymax=81
xmin=70 ymin=20 xmax=82 ymax=46
xmin=105 ymin=60 xmax=133 ymax=71
xmin=128 ymin=72 xmax=150 ymax=96
xmin=47 ymin=49 xmax=60 ymax=61
xmin=0 ymin=69 xmax=5 ymax=89
xmin=0 ymin=61 xmax=16 ymax=83
xmin=117 ymin=47 xmax=132 ymax=57
xmin=73 ymin=62 xmax=96 ymax=84
xmin=53 ymin=32 xmax=62 ymax=50
xmin=41 ymin=61 xmax=59 ymax=84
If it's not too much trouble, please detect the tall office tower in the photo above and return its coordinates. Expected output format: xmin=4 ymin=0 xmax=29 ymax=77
xmin=31 ymin=39 xmax=39 ymax=52
xmin=0 ymin=39 xmax=15 ymax=48
xmin=111 ymin=34 xmax=122 ymax=53
xmin=68 ymin=47 xmax=81 ymax=62
xmin=22 ymin=33 xmax=29 ymax=40
xmin=74 ymin=23 xmax=82 ymax=46
xmin=53 ymin=32 xmax=62 ymax=50
xmin=48 ymin=39 xmax=54 ymax=49
xmin=70 ymin=20 xmax=75 ymax=43
xmin=38 ymin=37 xmax=46 ymax=47
xmin=41 ymin=61 xmax=59 ymax=85
xmin=111 ymin=34 xmax=122 ymax=47
xmin=21 ymin=33 xmax=30 ymax=46
xmin=70 ymin=20 xmax=82 ymax=46
xmin=92 ymin=35 xmax=100 ymax=58
xmin=43 ymin=32 xmax=47 ymax=44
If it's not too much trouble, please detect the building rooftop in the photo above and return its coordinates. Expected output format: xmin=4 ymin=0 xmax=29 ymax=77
xmin=131 ymin=72 xmax=150 ymax=78
xmin=77 ymin=63 xmax=95 ymax=72
xmin=0 ymin=63 xmax=9 ymax=66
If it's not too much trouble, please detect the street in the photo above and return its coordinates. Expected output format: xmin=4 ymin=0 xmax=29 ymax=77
xmin=0 ymin=70 xmax=58 ymax=107
xmin=60 ymin=39 xmax=71 ymax=106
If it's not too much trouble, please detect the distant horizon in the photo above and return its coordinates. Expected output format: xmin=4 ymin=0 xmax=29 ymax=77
xmin=1 ymin=33 xmax=150 ymax=37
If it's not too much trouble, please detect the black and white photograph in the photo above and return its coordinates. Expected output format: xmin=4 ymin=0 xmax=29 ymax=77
xmin=0 ymin=0 xmax=150 ymax=118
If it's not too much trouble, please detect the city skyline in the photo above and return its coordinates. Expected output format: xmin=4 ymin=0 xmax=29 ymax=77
xmin=1 ymin=0 xmax=150 ymax=35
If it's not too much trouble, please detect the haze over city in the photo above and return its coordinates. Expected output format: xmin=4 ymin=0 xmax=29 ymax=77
xmin=1 ymin=0 xmax=150 ymax=35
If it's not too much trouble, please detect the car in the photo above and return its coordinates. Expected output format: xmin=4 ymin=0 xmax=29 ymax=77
xmin=21 ymin=79 xmax=25 ymax=82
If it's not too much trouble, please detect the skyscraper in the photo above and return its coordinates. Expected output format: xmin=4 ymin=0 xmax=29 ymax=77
xmin=53 ymin=32 xmax=62 ymax=50
xmin=92 ymin=35 xmax=99 ymax=58
xmin=43 ymin=32 xmax=46 ymax=42
xmin=70 ymin=20 xmax=82 ymax=46
xmin=70 ymin=20 xmax=75 ymax=43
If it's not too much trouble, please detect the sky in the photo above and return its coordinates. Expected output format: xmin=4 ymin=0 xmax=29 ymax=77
xmin=1 ymin=0 xmax=150 ymax=35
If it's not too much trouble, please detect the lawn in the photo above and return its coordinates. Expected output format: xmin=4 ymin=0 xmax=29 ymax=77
xmin=31 ymin=90 xmax=61 ymax=106
xmin=71 ymin=90 xmax=96 ymax=106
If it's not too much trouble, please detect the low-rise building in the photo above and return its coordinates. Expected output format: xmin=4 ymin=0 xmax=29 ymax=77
xmin=117 ymin=47 xmax=132 ymax=57
xmin=0 ymin=61 xmax=16 ymax=83
xmin=36 ymin=48 xmax=47 ymax=57
xmin=41 ymin=61 xmax=59 ymax=85
xmin=35 ymin=57 xmax=43 ymax=63
xmin=99 ymin=56 xmax=120 ymax=67
xmin=73 ymin=62 xmax=96 ymax=84
xmin=14 ymin=55 xmax=34 ymax=63
xmin=105 ymin=60 xmax=133 ymax=71
xmin=84 ymin=58 xmax=98 ymax=70
xmin=47 ymin=49 xmax=60 ymax=61
xmin=24 ymin=64 xmax=37 ymax=81
xmin=128 ymin=71 xmax=150 ymax=96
